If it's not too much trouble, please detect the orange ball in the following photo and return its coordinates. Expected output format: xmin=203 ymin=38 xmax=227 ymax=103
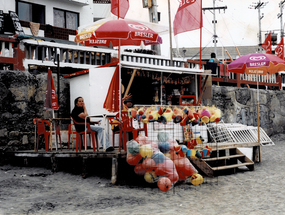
xmin=157 ymin=177 xmax=172 ymax=191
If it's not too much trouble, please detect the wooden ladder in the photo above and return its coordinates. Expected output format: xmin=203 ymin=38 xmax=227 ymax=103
xmin=189 ymin=147 xmax=254 ymax=177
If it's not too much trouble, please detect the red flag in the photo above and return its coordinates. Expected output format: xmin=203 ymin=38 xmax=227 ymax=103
xmin=111 ymin=0 xmax=129 ymax=19
xmin=275 ymin=38 xmax=284 ymax=59
xmin=44 ymin=68 xmax=59 ymax=110
xmin=173 ymin=0 xmax=203 ymax=36
xmin=103 ymin=65 xmax=120 ymax=113
xmin=261 ymin=32 xmax=272 ymax=54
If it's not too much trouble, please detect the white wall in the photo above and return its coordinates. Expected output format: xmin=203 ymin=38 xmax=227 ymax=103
xmin=93 ymin=3 xmax=111 ymax=19
xmin=69 ymin=66 xmax=116 ymax=115
xmin=0 ymin=0 xmax=93 ymax=29
xmin=0 ymin=0 xmax=15 ymax=13
xmin=89 ymin=67 xmax=116 ymax=115
xmin=69 ymin=73 xmax=90 ymax=114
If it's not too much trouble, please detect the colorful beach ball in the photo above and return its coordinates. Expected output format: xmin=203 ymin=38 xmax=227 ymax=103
xmin=157 ymin=177 xmax=172 ymax=192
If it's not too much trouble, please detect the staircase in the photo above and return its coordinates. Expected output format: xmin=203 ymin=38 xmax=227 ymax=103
xmin=189 ymin=147 xmax=254 ymax=177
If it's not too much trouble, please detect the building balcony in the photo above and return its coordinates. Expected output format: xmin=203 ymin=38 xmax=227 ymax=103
xmin=0 ymin=34 xmax=282 ymax=90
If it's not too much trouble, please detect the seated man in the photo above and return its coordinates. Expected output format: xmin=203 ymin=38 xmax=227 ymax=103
xmin=71 ymin=97 xmax=114 ymax=151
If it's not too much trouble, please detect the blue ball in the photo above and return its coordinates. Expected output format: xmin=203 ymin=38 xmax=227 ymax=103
xmin=158 ymin=142 xmax=170 ymax=153
xmin=151 ymin=152 xmax=165 ymax=165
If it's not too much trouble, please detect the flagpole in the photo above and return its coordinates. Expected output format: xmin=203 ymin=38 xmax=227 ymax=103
xmin=199 ymin=0 xmax=202 ymax=69
xmin=168 ymin=0 xmax=173 ymax=66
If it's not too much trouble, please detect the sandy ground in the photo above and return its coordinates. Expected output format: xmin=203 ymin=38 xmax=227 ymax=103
xmin=1 ymin=134 xmax=285 ymax=215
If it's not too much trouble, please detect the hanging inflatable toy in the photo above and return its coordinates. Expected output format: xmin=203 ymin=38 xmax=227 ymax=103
xmin=162 ymin=107 xmax=173 ymax=122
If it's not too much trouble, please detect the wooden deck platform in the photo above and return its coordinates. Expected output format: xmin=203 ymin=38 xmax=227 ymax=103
xmin=3 ymin=148 xmax=127 ymax=184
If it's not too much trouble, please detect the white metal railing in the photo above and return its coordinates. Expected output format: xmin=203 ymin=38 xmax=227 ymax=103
xmin=241 ymin=73 xmax=277 ymax=84
xmin=121 ymin=52 xmax=194 ymax=69
xmin=21 ymin=39 xmax=115 ymax=69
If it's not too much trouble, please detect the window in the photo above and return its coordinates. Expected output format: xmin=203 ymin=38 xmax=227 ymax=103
xmin=54 ymin=9 xmax=78 ymax=30
xmin=16 ymin=1 xmax=45 ymax=24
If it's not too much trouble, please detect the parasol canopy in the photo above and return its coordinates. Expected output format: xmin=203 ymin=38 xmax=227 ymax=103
xmin=74 ymin=19 xmax=161 ymax=47
xmin=227 ymin=53 xmax=285 ymax=75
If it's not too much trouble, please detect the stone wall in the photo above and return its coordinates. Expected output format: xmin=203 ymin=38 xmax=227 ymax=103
xmin=201 ymin=86 xmax=285 ymax=136
xmin=1 ymin=70 xmax=285 ymax=150
xmin=0 ymin=70 xmax=70 ymax=149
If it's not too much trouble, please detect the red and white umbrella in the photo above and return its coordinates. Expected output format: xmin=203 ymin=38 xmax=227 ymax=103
xmin=75 ymin=19 xmax=161 ymax=47
xmin=228 ymin=53 xmax=285 ymax=144
xmin=227 ymin=53 xmax=285 ymax=75
xmin=75 ymin=19 xmax=161 ymax=114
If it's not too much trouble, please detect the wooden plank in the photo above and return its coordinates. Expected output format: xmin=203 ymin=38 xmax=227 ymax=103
xmin=189 ymin=158 xmax=214 ymax=177
xmin=203 ymin=154 xmax=245 ymax=161
xmin=206 ymin=142 xmax=261 ymax=150
xmin=111 ymin=157 xmax=118 ymax=184
xmin=211 ymin=162 xmax=254 ymax=171
xmin=124 ymin=69 xmax=136 ymax=98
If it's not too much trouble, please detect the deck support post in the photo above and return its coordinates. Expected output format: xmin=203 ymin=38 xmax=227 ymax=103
xmin=82 ymin=157 xmax=88 ymax=179
xmin=111 ymin=157 xmax=118 ymax=184
xmin=51 ymin=156 xmax=58 ymax=172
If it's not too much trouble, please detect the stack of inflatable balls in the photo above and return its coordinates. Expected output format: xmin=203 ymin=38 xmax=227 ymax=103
xmin=130 ymin=105 xmax=222 ymax=126
xmin=126 ymin=133 xmax=203 ymax=191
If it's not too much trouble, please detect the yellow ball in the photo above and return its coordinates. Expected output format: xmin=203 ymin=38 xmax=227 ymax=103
xmin=191 ymin=173 xmax=203 ymax=185
xmin=140 ymin=145 xmax=153 ymax=158
xmin=144 ymin=171 xmax=157 ymax=183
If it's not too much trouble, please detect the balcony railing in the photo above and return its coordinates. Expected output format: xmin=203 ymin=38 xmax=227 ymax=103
xmin=21 ymin=39 xmax=114 ymax=70
xmin=187 ymin=59 xmax=281 ymax=89
xmin=0 ymin=35 xmax=282 ymax=89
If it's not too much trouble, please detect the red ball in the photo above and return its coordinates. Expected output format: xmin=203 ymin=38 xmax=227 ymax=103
xmin=174 ymin=157 xmax=197 ymax=179
xmin=142 ymin=158 xmax=156 ymax=172
xmin=127 ymin=153 xmax=142 ymax=166
xmin=166 ymin=172 xmax=179 ymax=184
xmin=157 ymin=177 xmax=172 ymax=191
xmin=134 ymin=164 xmax=146 ymax=176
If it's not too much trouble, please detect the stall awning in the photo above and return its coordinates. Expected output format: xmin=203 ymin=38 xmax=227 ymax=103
xmin=121 ymin=61 xmax=205 ymax=75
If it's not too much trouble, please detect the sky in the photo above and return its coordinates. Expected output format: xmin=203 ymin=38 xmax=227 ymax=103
xmin=171 ymin=0 xmax=283 ymax=49
xmin=116 ymin=0 xmax=284 ymax=58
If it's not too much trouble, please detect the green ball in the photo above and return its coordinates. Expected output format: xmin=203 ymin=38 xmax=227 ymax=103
xmin=157 ymin=132 xmax=169 ymax=142
xmin=127 ymin=140 xmax=140 ymax=155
